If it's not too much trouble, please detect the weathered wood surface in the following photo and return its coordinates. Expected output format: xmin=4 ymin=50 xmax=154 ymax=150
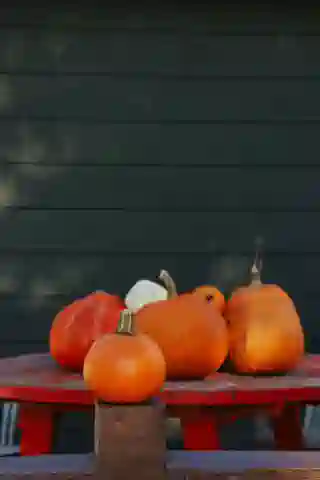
xmin=0 ymin=353 xmax=318 ymax=406
xmin=1 ymin=444 xmax=320 ymax=478
xmin=0 ymin=353 xmax=318 ymax=456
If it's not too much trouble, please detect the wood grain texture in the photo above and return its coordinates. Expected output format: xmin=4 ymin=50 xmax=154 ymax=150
xmin=1 ymin=451 xmax=320 ymax=479
xmin=0 ymin=353 xmax=318 ymax=406
xmin=0 ymin=452 xmax=319 ymax=480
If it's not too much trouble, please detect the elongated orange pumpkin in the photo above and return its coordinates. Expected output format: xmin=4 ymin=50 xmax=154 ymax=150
xmin=135 ymin=270 xmax=229 ymax=380
xmin=192 ymin=285 xmax=225 ymax=314
xmin=83 ymin=309 xmax=166 ymax=403
xmin=225 ymin=260 xmax=305 ymax=374
xmin=50 ymin=291 xmax=125 ymax=371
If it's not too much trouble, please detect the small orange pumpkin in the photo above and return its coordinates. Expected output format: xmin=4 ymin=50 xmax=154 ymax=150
xmin=83 ymin=309 xmax=166 ymax=403
xmin=192 ymin=285 xmax=225 ymax=313
xmin=225 ymin=260 xmax=304 ymax=374
xmin=135 ymin=270 xmax=229 ymax=380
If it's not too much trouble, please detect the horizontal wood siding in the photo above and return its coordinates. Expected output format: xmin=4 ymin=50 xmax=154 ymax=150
xmin=0 ymin=4 xmax=319 ymax=357
xmin=0 ymin=253 xmax=318 ymax=348
xmin=1 ymin=165 xmax=320 ymax=210
xmin=1 ymin=76 xmax=320 ymax=120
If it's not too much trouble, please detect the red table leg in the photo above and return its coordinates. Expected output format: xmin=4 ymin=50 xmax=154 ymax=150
xmin=180 ymin=408 xmax=220 ymax=450
xmin=273 ymin=404 xmax=304 ymax=450
xmin=18 ymin=403 xmax=55 ymax=456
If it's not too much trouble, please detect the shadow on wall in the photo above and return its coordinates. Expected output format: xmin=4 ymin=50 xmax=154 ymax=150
xmin=0 ymin=102 xmax=315 ymax=355
xmin=0 ymin=34 xmax=255 ymax=353
xmin=0 ymin=123 xmax=262 ymax=352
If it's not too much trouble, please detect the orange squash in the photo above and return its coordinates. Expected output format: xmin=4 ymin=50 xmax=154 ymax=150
xmin=135 ymin=270 xmax=228 ymax=380
xmin=50 ymin=291 xmax=125 ymax=372
xmin=83 ymin=309 xmax=166 ymax=403
xmin=225 ymin=260 xmax=305 ymax=374
xmin=192 ymin=285 xmax=225 ymax=313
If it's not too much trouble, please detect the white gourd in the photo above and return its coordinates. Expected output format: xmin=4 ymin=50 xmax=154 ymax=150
xmin=125 ymin=279 xmax=168 ymax=313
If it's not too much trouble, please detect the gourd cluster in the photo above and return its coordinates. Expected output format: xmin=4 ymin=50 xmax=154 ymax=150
xmin=49 ymin=260 xmax=305 ymax=404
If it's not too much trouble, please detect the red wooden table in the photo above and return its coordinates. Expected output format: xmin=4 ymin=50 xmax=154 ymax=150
xmin=0 ymin=353 xmax=320 ymax=455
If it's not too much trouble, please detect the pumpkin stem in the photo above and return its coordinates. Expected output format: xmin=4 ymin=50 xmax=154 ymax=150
xmin=158 ymin=270 xmax=178 ymax=298
xmin=116 ymin=309 xmax=135 ymax=336
xmin=251 ymin=262 xmax=262 ymax=285
xmin=250 ymin=236 xmax=263 ymax=285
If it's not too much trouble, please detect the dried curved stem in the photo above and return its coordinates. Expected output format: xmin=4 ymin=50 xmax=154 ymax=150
xmin=158 ymin=270 xmax=178 ymax=298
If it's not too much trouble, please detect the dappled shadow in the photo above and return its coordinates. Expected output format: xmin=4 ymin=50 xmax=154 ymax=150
xmin=0 ymin=27 xmax=254 ymax=352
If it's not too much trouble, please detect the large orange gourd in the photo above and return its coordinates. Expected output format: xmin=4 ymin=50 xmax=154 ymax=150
xmin=50 ymin=291 xmax=125 ymax=371
xmin=225 ymin=258 xmax=305 ymax=374
xmin=135 ymin=270 xmax=228 ymax=379
xmin=83 ymin=309 xmax=166 ymax=403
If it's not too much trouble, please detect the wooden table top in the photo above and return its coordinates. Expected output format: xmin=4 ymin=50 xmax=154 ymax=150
xmin=0 ymin=353 xmax=319 ymax=406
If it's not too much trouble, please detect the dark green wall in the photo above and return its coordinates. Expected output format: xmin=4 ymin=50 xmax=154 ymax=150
xmin=0 ymin=4 xmax=319 ymax=357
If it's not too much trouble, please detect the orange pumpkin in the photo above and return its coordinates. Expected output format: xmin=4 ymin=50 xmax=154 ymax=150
xmin=225 ymin=261 xmax=305 ymax=374
xmin=83 ymin=309 xmax=166 ymax=403
xmin=135 ymin=270 xmax=228 ymax=379
xmin=50 ymin=291 xmax=125 ymax=372
xmin=192 ymin=285 xmax=225 ymax=313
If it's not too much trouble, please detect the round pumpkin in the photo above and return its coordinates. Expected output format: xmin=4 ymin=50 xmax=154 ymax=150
xmin=83 ymin=309 xmax=166 ymax=403
xmin=225 ymin=261 xmax=305 ymax=374
xmin=135 ymin=270 xmax=229 ymax=380
xmin=50 ymin=290 xmax=125 ymax=372
xmin=192 ymin=285 xmax=225 ymax=313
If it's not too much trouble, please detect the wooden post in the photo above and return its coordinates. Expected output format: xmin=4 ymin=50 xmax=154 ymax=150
xmin=94 ymin=399 xmax=167 ymax=480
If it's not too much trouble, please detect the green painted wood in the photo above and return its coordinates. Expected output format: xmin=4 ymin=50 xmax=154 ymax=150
xmin=0 ymin=164 xmax=319 ymax=210
xmin=0 ymin=249 xmax=317 ymax=343
xmin=1 ymin=122 xmax=319 ymax=167
xmin=1 ymin=76 xmax=320 ymax=121
xmin=1 ymin=5 xmax=320 ymax=34
xmin=0 ymin=251 xmax=318 ymax=294
xmin=0 ymin=342 xmax=46 ymax=357
xmin=0 ymin=251 xmax=318 ymax=296
xmin=0 ymin=210 xmax=318 ymax=253
xmin=1 ymin=30 xmax=320 ymax=77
